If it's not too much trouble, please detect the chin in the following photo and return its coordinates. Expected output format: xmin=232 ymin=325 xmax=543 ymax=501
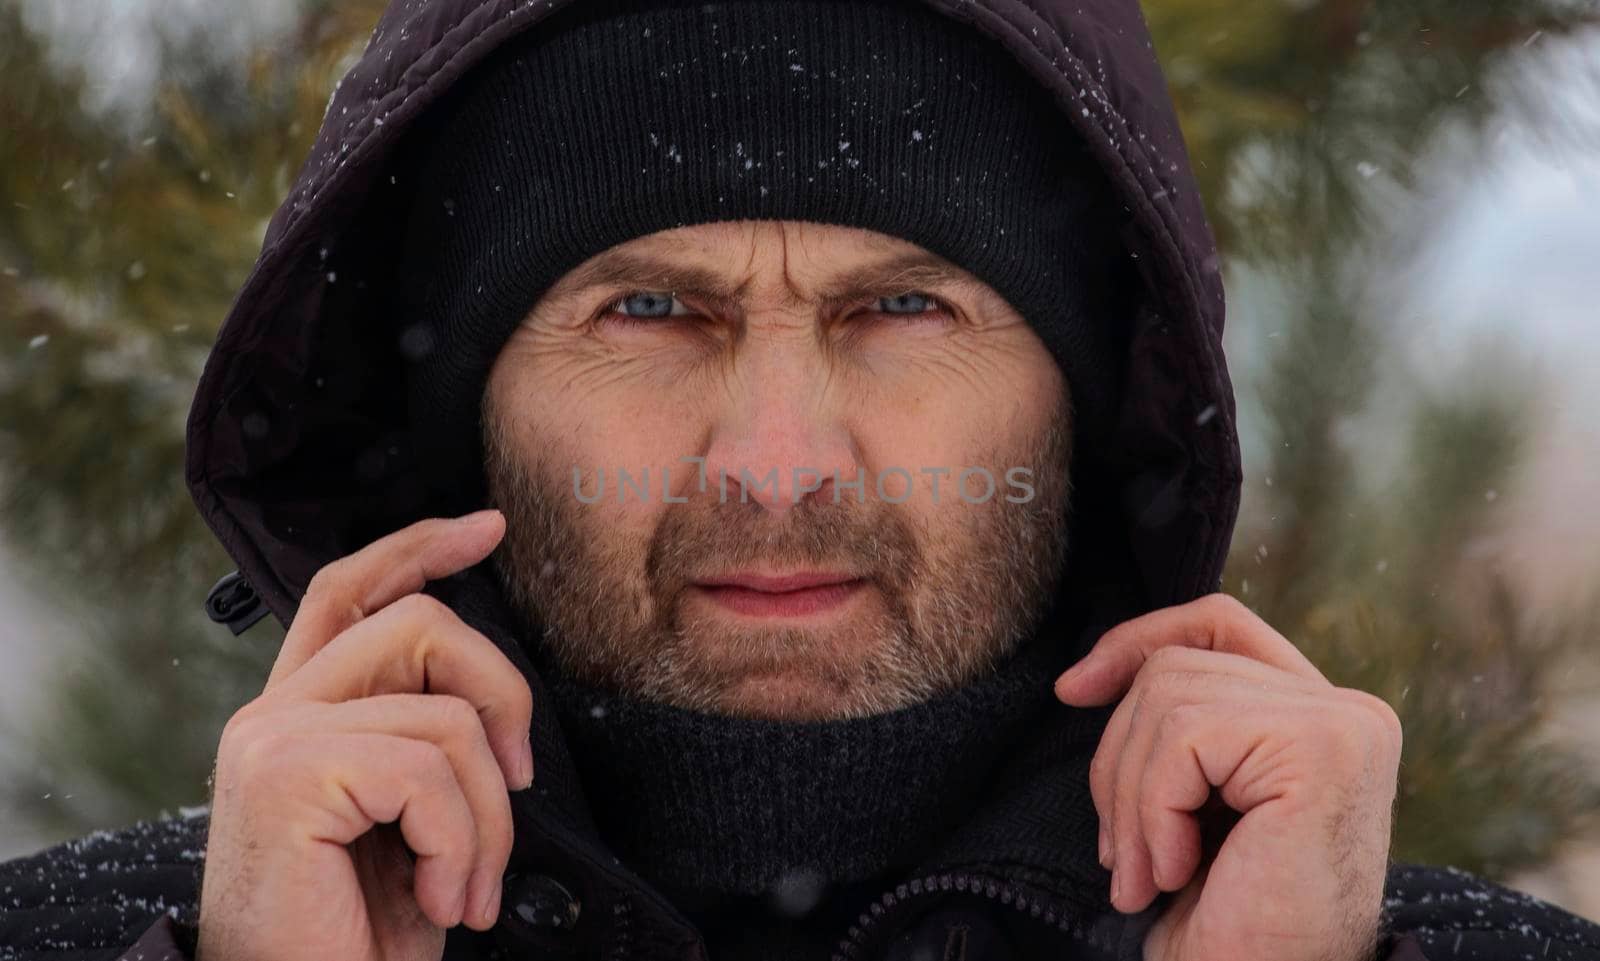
xmin=713 ymin=669 xmax=859 ymax=722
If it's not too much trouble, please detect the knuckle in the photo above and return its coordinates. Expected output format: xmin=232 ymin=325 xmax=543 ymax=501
xmin=230 ymin=728 xmax=295 ymax=785
xmin=1322 ymin=703 xmax=1379 ymax=763
xmin=1146 ymin=663 xmax=1186 ymax=696
xmin=219 ymin=705 xmax=256 ymax=747
xmin=1088 ymin=748 xmax=1113 ymax=801
xmin=1198 ymin=591 xmax=1242 ymax=618
xmin=405 ymin=739 xmax=457 ymax=788
xmin=1336 ymin=686 xmax=1391 ymax=726
xmin=298 ymin=565 xmax=367 ymax=634
xmin=1200 ymin=591 xmax=1253 ymax=635
xmin=1140 ymin=662 xmax=1204 ymax=704
xmin=302 ymin=562 xmax=348 ymax=606
xmin=218 ymin=704 xmax=270 ymax=761
xmin=1217 ymin=591 xmax=1250 ymax=617
xmin=391 ymin=591 xmax=453 ymax=630
xmin=1136 ymin=779 xmax=1169 ymax=825
xmin=1143 ymin=644 xmax=1188 ymax=675
xmin=1344 ymin=689 xmax=1404 ymax=753
xmin=1153 ymin=702 xmax=1199 ymax=748
xmin=433 ymin=694 xmax=487 ymax=739
xmin=1088 ymin=746 xmax=1109 ymax=785
xmin=1147 ymin=704 xmax=1205 ymax=773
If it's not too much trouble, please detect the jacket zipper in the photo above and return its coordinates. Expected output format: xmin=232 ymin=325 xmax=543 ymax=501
xmin=831 ymin=869 xmax=1120 ymax=961
xmin=606 ymin=894 xmax=634 ymax=961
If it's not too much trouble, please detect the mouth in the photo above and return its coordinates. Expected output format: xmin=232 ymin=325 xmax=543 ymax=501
xmin=690 ymin=570 xmax=868 ymax=618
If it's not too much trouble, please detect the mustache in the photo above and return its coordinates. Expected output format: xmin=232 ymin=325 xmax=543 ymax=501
xmin=644 ymin=494 xmax=924 ymax=597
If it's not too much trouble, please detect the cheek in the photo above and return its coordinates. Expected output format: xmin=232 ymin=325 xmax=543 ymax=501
xmin=490 ymin=336 xmax=707 ymax=553
xmin=851 ymin=333 xmax=1062 ymax=482
xmin=495 ymin=329 xmax=710 ymax=478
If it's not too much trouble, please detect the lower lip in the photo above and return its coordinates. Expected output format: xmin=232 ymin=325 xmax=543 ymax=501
xmin=693 ymin=579 xmax=866 ymax=618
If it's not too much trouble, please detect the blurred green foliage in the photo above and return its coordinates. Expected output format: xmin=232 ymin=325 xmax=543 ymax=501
xmin=1140 ymin=0 xmax=1600 ymax=876
xmin=0 ymin=0 xmax=1595 ymax=882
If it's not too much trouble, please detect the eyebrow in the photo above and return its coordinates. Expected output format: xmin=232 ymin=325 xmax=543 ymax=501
xmin=547 ymin=247 xmax=982 ymax=316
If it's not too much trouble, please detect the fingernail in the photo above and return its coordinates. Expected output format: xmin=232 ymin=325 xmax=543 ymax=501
xmin=1098 ymin=826 xmax=1110 ymax=867
xmin=459 ymin=508 xmax=501 ymax=527
xmin=1110 ymin=868 xmax=1122 ymax=909
xmin=516 ymin=734 xmax=535 ymax=790
xmin=476 ymin=875 xmax=502 ymax=928
xmin=1056 ymin=659 xmax=1090 ymax=691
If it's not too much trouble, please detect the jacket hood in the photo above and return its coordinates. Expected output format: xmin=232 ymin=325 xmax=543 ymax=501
xmin=187 ymin=0 xmax=1237 ymax=635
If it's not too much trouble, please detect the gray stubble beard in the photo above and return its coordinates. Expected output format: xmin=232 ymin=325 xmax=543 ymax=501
xmin=482 ymin=389 xmax=1074 ymax=720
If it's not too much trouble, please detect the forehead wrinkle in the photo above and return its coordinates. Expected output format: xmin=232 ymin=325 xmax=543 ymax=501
xmin=778 ymin=223 xmax=807 ymax=311
xmin=550 ymin=249 xmax=753 ymax=304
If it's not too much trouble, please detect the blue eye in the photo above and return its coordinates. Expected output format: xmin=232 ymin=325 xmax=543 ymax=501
xmin=606 ymin=291 xmax=693 ymax=322
xmin=875 ymin=292 xmax=946 ymax=317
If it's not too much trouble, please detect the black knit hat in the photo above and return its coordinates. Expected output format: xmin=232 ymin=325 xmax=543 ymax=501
xmin=388 ymin=0 xmax=1127 ymax=508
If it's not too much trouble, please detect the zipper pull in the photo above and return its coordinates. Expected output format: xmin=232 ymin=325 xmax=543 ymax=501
xmin=205 ymin=569 xmax=269 ymax=635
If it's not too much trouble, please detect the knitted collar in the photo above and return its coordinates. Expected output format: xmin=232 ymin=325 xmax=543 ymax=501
xmin=528 ymin=631 xmax=1064 ymax=911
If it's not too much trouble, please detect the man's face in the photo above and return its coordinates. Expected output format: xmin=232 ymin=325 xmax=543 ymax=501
xmin=482 ymin=219 xmax=1073 ymax=721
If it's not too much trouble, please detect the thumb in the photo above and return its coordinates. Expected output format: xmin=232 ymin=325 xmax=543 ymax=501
xmin=1052 ymin=645 xmax=1118 ymax=706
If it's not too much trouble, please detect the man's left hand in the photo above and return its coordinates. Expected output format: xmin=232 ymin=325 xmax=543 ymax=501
xmin=1054 ymin=592 xmax=1403 ymax=961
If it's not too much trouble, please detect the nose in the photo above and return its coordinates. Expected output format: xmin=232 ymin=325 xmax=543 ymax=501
xmin=699 ymin=332 xmax=860 ymax=514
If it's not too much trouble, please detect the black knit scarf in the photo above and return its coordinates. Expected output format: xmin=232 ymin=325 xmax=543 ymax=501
xmin=534 ymin=633 xmax=1060 ymax=897
xmin=527 ymin=630 xmax=1069 ymax=957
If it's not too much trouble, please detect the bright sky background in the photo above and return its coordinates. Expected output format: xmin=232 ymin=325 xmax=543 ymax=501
xmin=1381 ymin=27 xmax=1600 ymax=610
xmin=19 ymin=0 xmax=300 ymax=129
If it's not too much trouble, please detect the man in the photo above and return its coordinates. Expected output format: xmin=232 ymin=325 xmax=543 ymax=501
xmin=2 ymin=0 xmax=1597 ymax=959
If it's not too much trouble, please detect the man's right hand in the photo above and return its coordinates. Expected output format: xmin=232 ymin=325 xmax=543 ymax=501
xmin=195 ymin=510 xmax=534 ymax=961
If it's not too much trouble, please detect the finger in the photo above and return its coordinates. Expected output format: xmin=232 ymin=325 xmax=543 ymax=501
xmin=267 ymin=510 xmax=506 ymax=689
xmin=1131 ymin=701 xmax=1297 ymax=915
xmin=1110 ymin=675 xmax=1313 ymax=912
xmin=270 ymin=593 xmax=536 ymax=788
xmin=1089 ymin=679 xmax=1142 ymax=871
xmin=1136 ymin=705 xmax=1215 ymax=901
xmin=1087 ymin=647 xmax=1324 ymax=875
xmin=1128 ymin=694 xmax=1396 ymax=913
xmin=1055 ymin=592 xmax=1326 ymax=706
xmin=287 ymin=732 xmax=479 ymax=930
xmin=302 ymin=695 xmax=518 ymax=930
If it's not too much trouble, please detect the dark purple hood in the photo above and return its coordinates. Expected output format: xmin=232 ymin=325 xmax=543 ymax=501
xmin=186 ymin=0 xmax=1237 ymax=629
